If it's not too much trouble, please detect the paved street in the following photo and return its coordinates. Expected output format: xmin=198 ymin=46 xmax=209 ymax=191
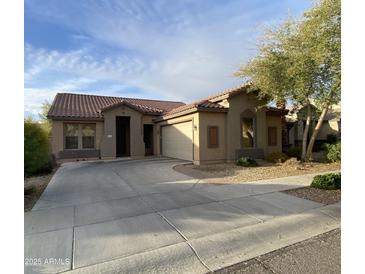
xmin=214 ymin=229 xmax=340 ymax=274
xmin=24 ymin=157 xmax=340 ymax=274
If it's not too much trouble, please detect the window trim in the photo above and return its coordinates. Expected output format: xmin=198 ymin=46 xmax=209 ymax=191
xmin=81 ymin=124 xmax=96 ymax=149
xmin=207 ymin=126 xmax=219 ymax=148
xmin=64 ymin=122 xmax=96 ymax=150
xmin=64 ymin=123 xmax=80 ymax=150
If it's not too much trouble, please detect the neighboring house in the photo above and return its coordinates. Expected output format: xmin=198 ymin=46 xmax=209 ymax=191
xmin=48 ymin=84 xmax=288 ymax=165
xmin=285 ymin=103 xmax=341 ymax=150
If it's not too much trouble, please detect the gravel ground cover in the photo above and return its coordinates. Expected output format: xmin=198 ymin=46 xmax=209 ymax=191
xmin=284 ymin=186 xmax=341 ymax=204
xmin=174 ymin=160 xmax=340 ymax=184
xmin=24 ymin=167 xmax=58 ymax=211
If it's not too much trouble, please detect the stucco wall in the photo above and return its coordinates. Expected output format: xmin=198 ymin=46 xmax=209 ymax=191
xmin=225 ymin=93 xmax=267 ymax=160
xmin=101 ymin=106 xmax=152 ymax=158
xmin=198 ymin=112 xmax=227 ymax=163
xmin=51 ymin=120 xmax=63 ymax=158
xmin=291 ymin=119 xmax=340 ymax=143
xmin=315 ymin=120 xmax=340 ymax=140
xmin=51 ymin=120 xmax=104 ymax=159
xmin=155 ymin=113 xmax=200 ymax=164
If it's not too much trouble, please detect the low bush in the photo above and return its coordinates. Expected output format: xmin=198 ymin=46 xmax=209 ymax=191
xmin=24 ymin=119 xmax=52 ymax=177
xmin=324 ymin=142 xmax=341 ymax=162
xmin=266 ymin=152 xmax=289 ymax=163
xmin=311 ymin=173 xmax=341 ymax=190
xmin=236 ymin=157 xmax=258 ymax=167
xmin=286 ymin=146 xmax=302 ymax=159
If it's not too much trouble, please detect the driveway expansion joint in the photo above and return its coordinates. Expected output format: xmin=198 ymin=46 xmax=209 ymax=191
xmin=156 ymin=211 xmax=213 ymax=273
xmin=71 ymin=206 xmax=76 ymax=270
xmin=25 ymin=159 xmax=340 ymax=274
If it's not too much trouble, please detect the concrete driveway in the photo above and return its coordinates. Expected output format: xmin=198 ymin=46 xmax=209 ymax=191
xmin=25 ymin=157 xmax=340 ymax=274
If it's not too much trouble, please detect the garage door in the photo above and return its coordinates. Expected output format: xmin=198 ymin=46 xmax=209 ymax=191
xmin=161 ymin=121 xmax=193 ymax=161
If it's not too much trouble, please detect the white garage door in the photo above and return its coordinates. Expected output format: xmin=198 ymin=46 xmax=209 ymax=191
xmin=161 ymin=121 xmax=193 ymax=161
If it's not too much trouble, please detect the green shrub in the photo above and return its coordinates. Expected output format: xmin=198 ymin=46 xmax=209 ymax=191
xmin=286 ymin=146 xmax=302 ymax=159
xmin=24 ymin=120 xmax=52 ymax=177
xmin=324 ymin=142 xmax=341 ymax=162
xmin=326 ymin=134 xmax=338 ymax=144
xmin=236 ymin=157 xmax=258 ymax=167
xmin=311 ymin=173 xmax=341 ymax=190
xmin=266 ymin=152 xmax=289 ymax=163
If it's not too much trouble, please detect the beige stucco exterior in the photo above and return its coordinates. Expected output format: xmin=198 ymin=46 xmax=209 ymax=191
xmin=101 ymin=105 xmax=143 ymax=158
xmin=51 ymin=120 xmax=104 ymax=159
xmin=223 ymin=92 xmax=268 ymax=160
xmin=51 ymin=105 xmax=158 ymax=160
xmin=287 ymin=103 xmax=341 ymax=146
xmin=198 ymin=112 xmax=227 ymax=164
xmin=51 ymin=91 xmax=285 ymax=164
xmin=154 ymin=92 xmax=284 ymax=164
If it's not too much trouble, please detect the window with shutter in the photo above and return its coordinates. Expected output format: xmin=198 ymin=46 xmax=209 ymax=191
xmin=208 ymin=126 xmax=219 ymax=148
xmin=268 ymin=127 xmax=277 ymax=146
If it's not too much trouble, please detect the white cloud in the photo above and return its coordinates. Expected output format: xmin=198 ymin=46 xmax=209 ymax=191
xmin=25 ymin=0 xmax=311 ymax=116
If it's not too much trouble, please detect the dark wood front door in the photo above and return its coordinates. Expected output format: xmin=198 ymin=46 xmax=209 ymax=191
xmin=143 ymin=124 xmax=154 ymax=156
xmin=116 ymin=116 xmax=130 ymax=157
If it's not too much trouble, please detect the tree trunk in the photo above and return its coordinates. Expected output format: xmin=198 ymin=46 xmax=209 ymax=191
xmin=305 ymin=105 xmax=330 ymax=161
xmin=301 ymin=103 xmax=311 ymax=161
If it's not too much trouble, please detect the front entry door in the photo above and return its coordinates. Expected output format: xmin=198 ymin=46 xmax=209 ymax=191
xmin=116 ymin=116 xmax=130 ymax=157
xmin=144 ymin=124 xmax=154 ymax=155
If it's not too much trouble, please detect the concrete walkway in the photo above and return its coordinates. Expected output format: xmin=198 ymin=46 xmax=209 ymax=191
xmin=24 ymin=157 xmax=340 ymax=274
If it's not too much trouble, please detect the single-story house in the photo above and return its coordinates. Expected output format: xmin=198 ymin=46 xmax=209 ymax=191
xmin=48 ymin=83 xmax=288 ymax=165
xmin=284 ymin=103 xmax=341 ymax=150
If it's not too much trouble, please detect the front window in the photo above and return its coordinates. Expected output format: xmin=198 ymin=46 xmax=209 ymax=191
xmin=65 ymin=124 xmax=79 ymax=149
xmin=82 ymin=124 xmax=95 ymax=149
xmin=242 ymin=117 xmax=254 ymax=147
xmin=64 ymin=123 xmax=96 ymax=149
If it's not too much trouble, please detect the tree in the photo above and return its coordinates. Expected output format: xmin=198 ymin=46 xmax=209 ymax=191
xmin=38 ymin=100 xmax=52 ymax=135
xmin=235 ymin=0 xmax=340 ymax=161
xmin=24 ymin=118 xmax=51 ymax=176
xmin=301 ymin=0 xmax=341 ymax=160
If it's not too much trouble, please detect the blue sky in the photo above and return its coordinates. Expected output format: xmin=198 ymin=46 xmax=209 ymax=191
xmin=24 ymin=0 xmax=313 ymax=118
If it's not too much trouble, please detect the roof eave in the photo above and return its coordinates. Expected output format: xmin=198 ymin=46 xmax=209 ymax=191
xmin=49 ymin=116 xmax=104 ymax=121
xmin=100 ymin=101 xmax=163 ymax=116
xmin=154 ymin=106 xmax=228 ymax=122
xmin=154 ymin=107 xmax=198 ymax=122
xmin=265 ymin=107 xmax=289 ymax=116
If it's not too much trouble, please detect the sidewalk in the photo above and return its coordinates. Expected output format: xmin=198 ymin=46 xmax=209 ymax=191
xmin=214 ymin=229 xmax=340 ymax=274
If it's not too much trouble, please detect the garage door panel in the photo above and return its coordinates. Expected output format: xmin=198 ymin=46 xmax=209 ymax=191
xmin=162 ymin=122 xmax=193 ymax=161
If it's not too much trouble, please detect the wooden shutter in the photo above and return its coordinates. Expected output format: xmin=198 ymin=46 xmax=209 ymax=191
xmin=208 ymin=126 xmax=219 ymax=148
xmin=268 ymin=127 xmax=277 ymax=146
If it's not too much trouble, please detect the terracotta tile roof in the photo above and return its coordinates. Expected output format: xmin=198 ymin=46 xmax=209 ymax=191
xmin=161 ymin=99 xmax=227 ymax=118
xmin=204 ymin=82 xmax=253 ymax=102
xmin=48 ymin=82 xmax=286 ymax=121
xmin=48 ymin=93 xmax=185 ymax=119
xmin=157 ymin=82 xmax=252 ymax=119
